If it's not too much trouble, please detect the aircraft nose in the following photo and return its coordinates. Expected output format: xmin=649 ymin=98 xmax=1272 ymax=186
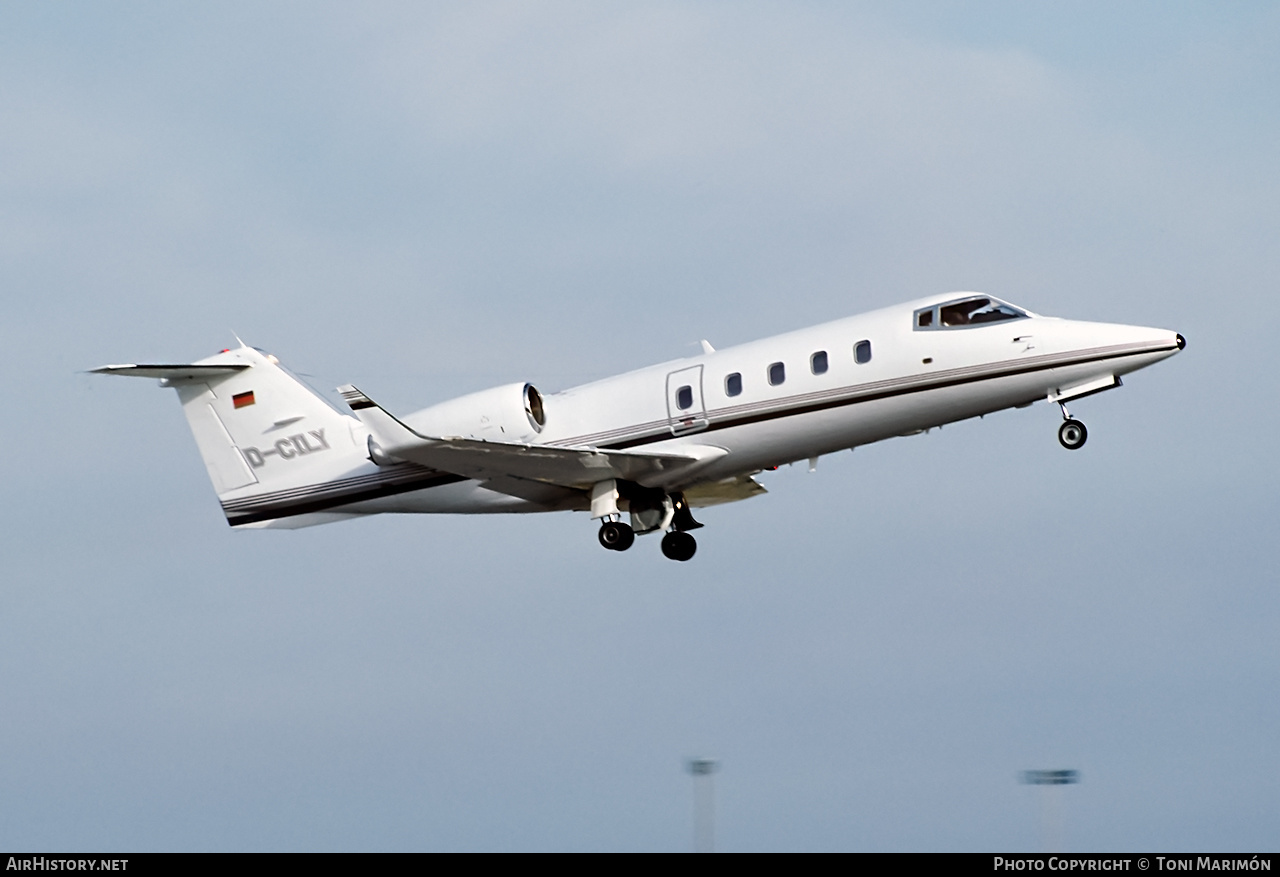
xmin=1176 ymin=333 xmax=1186 ymax=350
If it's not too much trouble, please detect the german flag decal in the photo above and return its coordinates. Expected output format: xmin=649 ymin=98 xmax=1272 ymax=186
xmin=232 ymin=391 xmax=256 ymax=409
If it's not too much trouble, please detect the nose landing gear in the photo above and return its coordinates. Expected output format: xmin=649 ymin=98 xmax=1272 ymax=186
xmin=1058 ymin=419 xmax=1088 ymax=450
xmin=1056 ymin=401 xmax=1088 ymax=450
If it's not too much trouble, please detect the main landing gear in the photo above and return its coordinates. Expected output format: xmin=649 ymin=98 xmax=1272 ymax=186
xmin=1056 ymin=401 xmax=1088 ymax=450
xmin=660 ymin=531 xmax=697 ymax=562
xmin=597 ymin=518 xmax=698 ymax=560
xmin=594 ymin=481 xmax=701 ymax=561
xmin=598 ymin=520 xmax=635 ymax=552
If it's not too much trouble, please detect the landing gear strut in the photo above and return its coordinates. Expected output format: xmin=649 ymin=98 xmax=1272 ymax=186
xmin=598 ymin=520 xmax=635 ymax=551
xmin=659 ymin=492 xmax=699 ymax=561
xmin=1057 ymin=401 xmax=1087 ymax=450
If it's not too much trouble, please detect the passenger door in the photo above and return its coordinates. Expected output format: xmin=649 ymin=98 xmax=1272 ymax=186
xmin=665 ymin=365 xmax=708 ymax=436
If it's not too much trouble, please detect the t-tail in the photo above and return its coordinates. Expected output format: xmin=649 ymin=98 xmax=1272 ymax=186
xmin=92 ymin=344 xmax=371 ymax=528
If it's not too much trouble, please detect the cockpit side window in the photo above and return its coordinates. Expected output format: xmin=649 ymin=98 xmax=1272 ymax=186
xmin=917 ymin=296 xmax=1028 ymax=330
xmin=939 ymin=297 xmax=1027 ymax=327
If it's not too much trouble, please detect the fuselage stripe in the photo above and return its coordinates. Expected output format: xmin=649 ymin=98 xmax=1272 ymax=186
xmin=224 ymin=471 xmax=467 ymax=525
xmin=603 ymin=339 xmax=1174 ymax=449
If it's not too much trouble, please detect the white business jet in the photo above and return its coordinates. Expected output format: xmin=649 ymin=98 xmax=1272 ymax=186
xmin=93 ymin=293 xmax=1183 ymax=561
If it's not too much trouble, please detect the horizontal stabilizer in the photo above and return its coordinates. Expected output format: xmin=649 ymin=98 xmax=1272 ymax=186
xmin=338 ymin=385 xmax=725 ymax=490
xmin=91 ymin=363 xmax=251 ymax=382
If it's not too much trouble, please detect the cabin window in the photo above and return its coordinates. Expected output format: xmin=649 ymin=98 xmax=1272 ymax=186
xmin=725 ymin=373 xmax=742 ymax=397
xmin=676 ymin=385 xmax=694 ymax=411
xmin=854 ymin=340 xmax=872 ymax=364
xmin=810 ymin=351 xmax=828 ymax=375
xmin=768 ymin=362 xmax=786 ymax=386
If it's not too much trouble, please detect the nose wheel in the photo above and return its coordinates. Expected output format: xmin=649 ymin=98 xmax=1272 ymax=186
xmin=1058 ymin=419 xmax=1087 ymax=450
xmin=1056 ymin=401 xmax=1088 ymax=450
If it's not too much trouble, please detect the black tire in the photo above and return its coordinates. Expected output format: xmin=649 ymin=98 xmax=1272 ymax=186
xmin=1058 ymin=419 xmax=1088 ymax=450
xmin=660 ymin=531 xmax=697 ymax=562
xmin=598 ymin=521 xmax=635 ymax=551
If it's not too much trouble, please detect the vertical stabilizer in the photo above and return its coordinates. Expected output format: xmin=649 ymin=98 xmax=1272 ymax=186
xmin=92 ymin=346 xmax=364 ymax=523
xmin=174 ymin=379 xmax=261 ymax=493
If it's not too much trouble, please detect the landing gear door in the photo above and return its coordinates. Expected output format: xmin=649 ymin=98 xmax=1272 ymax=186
xmin=666 ymin=365 xmax=707 ymax=436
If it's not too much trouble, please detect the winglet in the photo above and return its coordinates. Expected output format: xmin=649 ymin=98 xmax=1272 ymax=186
xmin=337 ymin=384 xmax=424 ymax=458
xmin=337 ymin=385 xmax=377 ymax=411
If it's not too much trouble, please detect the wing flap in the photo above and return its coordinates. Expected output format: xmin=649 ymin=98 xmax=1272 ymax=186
xmin=682 ymin=474 xmax=768 ymax=507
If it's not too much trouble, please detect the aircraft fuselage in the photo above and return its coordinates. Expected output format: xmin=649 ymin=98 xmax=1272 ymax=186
xmin=94 ymin=292 xmax=1184 ymax=559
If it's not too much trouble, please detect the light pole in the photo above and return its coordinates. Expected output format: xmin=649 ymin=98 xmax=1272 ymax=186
xmin=1020 ymin=769 xmax=1079 ymax=853
xmin=686 ymin=758 xmax=719 ymax=853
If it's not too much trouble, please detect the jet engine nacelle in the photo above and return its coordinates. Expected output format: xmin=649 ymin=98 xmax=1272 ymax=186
xmin=402 ymin=381 xmax=547 ymax=442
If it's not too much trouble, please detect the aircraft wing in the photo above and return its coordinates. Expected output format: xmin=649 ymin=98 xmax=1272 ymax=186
xmin=338 ymin=385 xmax=726 ymax=490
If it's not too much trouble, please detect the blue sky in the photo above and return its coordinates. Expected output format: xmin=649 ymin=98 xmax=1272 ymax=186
xmin=2 ymin=2 xmax=1276 ymax=851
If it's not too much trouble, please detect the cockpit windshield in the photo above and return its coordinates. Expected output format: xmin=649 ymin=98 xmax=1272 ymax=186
xmin=915 ymin=296 xmax=1028 ymax=330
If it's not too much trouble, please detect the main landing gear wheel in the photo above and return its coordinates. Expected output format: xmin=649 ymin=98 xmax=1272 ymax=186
xmin=660 ymin=531 xmax=697 ymax=562
xmin=598 ymin=521 xmax=635 ymax=551
xmin=1058 ymin=419 xmax=1088 ymax=450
